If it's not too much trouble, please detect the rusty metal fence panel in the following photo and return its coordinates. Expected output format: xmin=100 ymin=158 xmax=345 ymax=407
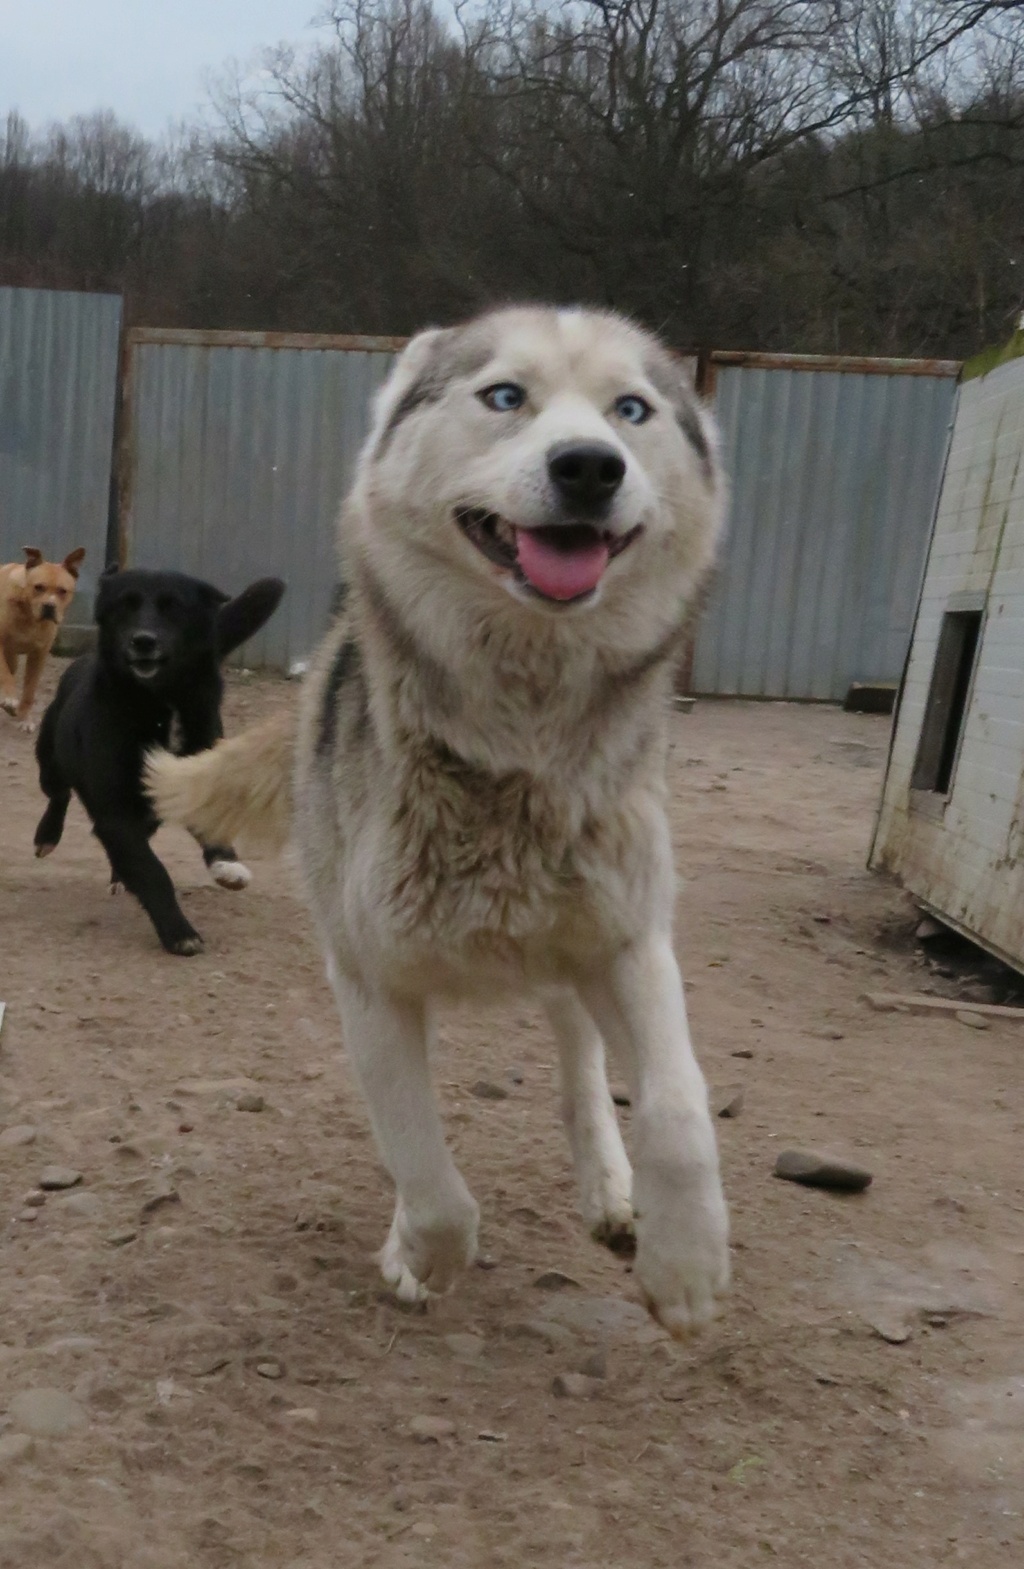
xmin=0 ymin=286 xmax=122 ymax=616
xmin=120 ymin=329 xmax=402 ymax=670
xmin=691 ymin=353 xmax=959 ymax=700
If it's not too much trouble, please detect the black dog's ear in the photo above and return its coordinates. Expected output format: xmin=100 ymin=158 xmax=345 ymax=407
xmin=217 ymin=577 xmax=286 ymax=658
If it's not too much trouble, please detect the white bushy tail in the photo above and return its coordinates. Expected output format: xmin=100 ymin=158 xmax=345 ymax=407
xmin=146 ymin=714 xmax=293 ymax=851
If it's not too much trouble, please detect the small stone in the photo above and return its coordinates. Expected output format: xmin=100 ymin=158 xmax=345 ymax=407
xmin=916 ymin=916 xmax=945 ymax=941
xmin=477 ymin=1430 xmax=507 ymax=1442
xmin=256 ymin=1361 xmax=284 ymax=1380
xmin=579 ymin=1349 xmax=607 ymax=1379
xmin=178 ymin=1123 xmax=194 ymax=1134
xmin=444 ymin=1333 xmax=484 ymax=1361
xmin=506 ymin=1319 xmax=575 ymax=1352
xmin=470 ymin=1080 xmax=508 ymax=1101
xmin=174 ymin=1077 xmax=261 ymax=1107
xmin=409 ymin=1415 xmax=456 ymax=1442
xmin=552 ymin=1373 xmax=603 ymax=1399
xmin=818 ymin=1030 xmax=845 ymax=1041
xmin=141 ymin=1182 xmax=180 ymax=1217
xmin=55 ymin=1190 xmax=102 ymax=1218
xmin=283 ymin=1407 xmax=319 ymax=1424
xmin=731 ymin=1049 xmax=755 ymax=1060
xmin=0 ymin=1432 xmax=35 ymax=1468
xmin=773 ymin=1150 xmax=872 ymax=1193
xmin=715 ymin=1087 xmax=745 ymax=1119
xmin=0 ymin=1124 xmax=37 ymax=1149
xmin=955 ymin=1010 xmax=990 ymax=1031
xmin=235 ymin=1093 xmax=265 ymax=1113
xmin=538 ymin=1294 xmax=661 ymax=1345
xmin=410 ymin=1523 xmax=437 ymax=1539
xmin=21 ymin=1190 xmax=45 ymax=1207
xmin=475 ymin=1254 xmax=499 ymax=1271
xmin=16 ymin=1207 xmax=38 ymax=1222
xmin=865 ymin=1309 xmax=914 ymax=1344
xmin=38 ymin=1166 xmax=82 ymax=1191
xmin=506 ymin=1068 xmax=525 ymax=1085
xmin=45 ymin=1337 xmax=98 ymax=1356
xmin=534 ymin=1270 xmax=581 ymax=1291
xmin=8 ymin=1387 xmax=88 ymax=1436
xmin=106 ymin=1228 xmax=138 ymax=1247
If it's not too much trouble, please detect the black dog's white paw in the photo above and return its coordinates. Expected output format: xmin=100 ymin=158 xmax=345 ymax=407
xmin=167 ymin=934 xmax=204 ymax=956
xmin=209 ymin=859 xmax=251 ymax=891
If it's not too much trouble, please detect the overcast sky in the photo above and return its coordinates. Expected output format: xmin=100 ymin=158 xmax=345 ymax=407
xmin=0 ymin=1 xmax=324 ymax=137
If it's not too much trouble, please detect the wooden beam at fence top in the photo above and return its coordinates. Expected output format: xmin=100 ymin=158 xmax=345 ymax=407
xmin=709 ymin=350 xmax=961 ymax=377
xmin=127 ymin=327 xmax=410 ymax=354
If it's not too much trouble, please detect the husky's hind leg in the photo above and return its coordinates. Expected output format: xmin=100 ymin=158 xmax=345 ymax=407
xmin=542 ymin=987 xmax=635 ymax=1255
xmin=327 ymin=960 xmax=479 ymax=1302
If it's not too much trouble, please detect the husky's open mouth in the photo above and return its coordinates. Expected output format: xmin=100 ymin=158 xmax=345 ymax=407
xmin=455 ymin=508 xmax=643 ymax=603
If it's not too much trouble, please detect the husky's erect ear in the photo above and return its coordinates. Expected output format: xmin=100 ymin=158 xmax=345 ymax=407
xmin=22 ymin=546 xmax=44 ymax=570
xmin=62 ymin=547 xmax=86 ymax=578
xmin=373 ymin=320 xmax=496 ymax=457
xmin=641 ymin=344 xmax=719 ymax=488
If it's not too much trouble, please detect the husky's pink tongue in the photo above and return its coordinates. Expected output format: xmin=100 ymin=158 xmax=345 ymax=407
xmin=515 ymin=528 xmax=610 ymax=602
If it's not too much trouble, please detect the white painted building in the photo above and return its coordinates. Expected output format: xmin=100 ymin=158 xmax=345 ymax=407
xmin=870 ymin=345 xmax=1024 ymax=972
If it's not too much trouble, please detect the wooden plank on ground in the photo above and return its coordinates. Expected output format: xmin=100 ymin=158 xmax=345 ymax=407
xmin=863 ymin=992 xmax=1024 ymax=1022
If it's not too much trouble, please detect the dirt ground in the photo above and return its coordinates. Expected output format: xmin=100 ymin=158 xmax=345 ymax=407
xmin=1 ymin=664 xmax=1022 ymax=1569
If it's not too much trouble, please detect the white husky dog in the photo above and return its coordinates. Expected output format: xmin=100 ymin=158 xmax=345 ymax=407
xmin=148 ymin=304 xmax=730 ymax=1336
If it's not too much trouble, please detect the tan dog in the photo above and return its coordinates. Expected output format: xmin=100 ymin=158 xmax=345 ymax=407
xmin=0 ymin=546 xmax=85 ymax=729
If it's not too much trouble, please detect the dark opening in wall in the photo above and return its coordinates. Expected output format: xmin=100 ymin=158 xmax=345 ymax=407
xmin=911 ymin=609 xmax=983 ymax=795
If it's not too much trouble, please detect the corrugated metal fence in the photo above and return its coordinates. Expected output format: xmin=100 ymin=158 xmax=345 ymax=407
xmin=2 ymin=287 xmax=962 ymax=689
xmin=0 ymin=286 xmax=122 ymax=607
xmin=691 ymin=352 xmax=959 ymax=700
xmin=120 ymin=329 xmax=401 ymax=670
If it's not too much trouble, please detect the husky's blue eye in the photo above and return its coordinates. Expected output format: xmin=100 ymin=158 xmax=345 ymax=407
xmin=615 ymin=394 xmax=653 ymax=425
xmin=480 ymin=383 xmax=526 ymax=412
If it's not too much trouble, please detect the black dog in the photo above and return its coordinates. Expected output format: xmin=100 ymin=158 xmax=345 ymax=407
xmin=33 ymin=567 xmax=285 ymax=956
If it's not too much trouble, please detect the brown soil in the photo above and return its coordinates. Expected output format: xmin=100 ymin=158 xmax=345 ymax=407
xmin=1 ymin=667 xmax=1021 ymax=1568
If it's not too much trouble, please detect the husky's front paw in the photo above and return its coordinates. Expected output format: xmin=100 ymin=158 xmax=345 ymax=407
xmin=634 ymin=1159 xmax=730 ymax=1337
xmin=378 ymin=1194 xmax=480 ymax=1304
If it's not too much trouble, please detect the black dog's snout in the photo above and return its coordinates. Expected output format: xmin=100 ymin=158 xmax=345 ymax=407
xmin=547 ymin=441 xmax=626 ymax=511
xmin=130 ymin=630 xmax=158 ymax=656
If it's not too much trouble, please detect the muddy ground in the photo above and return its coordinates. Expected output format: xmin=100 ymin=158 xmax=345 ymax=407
xmin=0 ymin=665 xmax=1021 ymax=1568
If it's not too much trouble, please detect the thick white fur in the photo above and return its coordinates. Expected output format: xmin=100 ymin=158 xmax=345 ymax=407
xmin=149 ymin=305 xmax=731 ymax=1336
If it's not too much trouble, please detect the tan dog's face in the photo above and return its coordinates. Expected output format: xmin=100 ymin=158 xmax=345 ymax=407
xmin=21 ymin=547 xmax=85 ymax=626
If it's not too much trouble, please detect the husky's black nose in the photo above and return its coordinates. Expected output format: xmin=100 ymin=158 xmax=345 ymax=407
xmin=130 ymin=630 xmax=158 ymax=656
xmin=547 ymin=441 xmax=626 ymax=511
